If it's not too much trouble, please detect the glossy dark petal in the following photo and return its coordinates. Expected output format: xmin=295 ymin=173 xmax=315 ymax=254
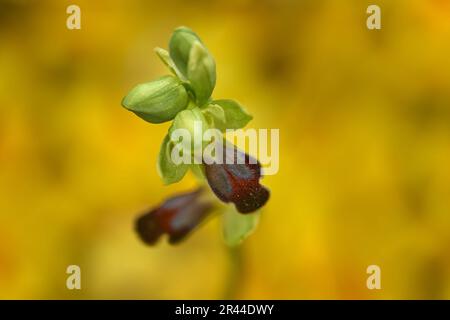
xmin=205 ymin=144 xmax=270 ymax=213
xmin=135 ymin=188 xmax=214 ymax=245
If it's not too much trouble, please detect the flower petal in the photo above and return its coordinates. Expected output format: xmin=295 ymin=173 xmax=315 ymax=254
xmin=204 ymin=144 xmax=270 ymax=213
xmin=135 ymin=188 xmax=214 ymax=245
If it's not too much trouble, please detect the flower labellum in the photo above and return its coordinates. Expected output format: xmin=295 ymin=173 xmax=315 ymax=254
xmin=204 ymin=144 xmax=270 ymax=214
xmin=135 ymin=188 xmax=214 ymax=245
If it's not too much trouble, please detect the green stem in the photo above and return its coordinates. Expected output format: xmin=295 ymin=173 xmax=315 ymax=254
xmin=223 ymin=245 xmax=244 ymax=300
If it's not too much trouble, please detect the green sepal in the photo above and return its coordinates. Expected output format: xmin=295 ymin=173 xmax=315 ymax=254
xmin=169 ymin=107 xmax=210 ymax=162
xmin=157 ymin=134 xmax=189 ymax=185
xmin=187 ymin=41 xmax=216 ymax=106
xmin=169 ymin=26 xmax=202 ymax=77
xmin=169 ymin=107 xmax=210 ymax=142
xmin=211 ymin=99 xmax=253 ymax=130
xmin=169 ymin=27 xmax=216 ymax=106
xmin=121 ymin=75 xmax=188 ymax=124
xmin=201 ymin=104 xmax=226 ymax=130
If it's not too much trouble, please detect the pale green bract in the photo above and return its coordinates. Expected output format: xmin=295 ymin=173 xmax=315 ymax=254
xmin=222 ymin=207 xmax=260 ymax=246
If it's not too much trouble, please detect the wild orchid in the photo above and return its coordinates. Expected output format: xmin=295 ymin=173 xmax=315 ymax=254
xmin=122 ymin=27 xmax=270 ymax=246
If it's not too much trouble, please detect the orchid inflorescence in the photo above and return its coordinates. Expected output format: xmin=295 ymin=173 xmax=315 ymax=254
xmin=122 ymin=27 xmax=270 ymax=246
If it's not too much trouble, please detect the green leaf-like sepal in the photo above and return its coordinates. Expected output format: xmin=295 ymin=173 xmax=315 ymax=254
xmin=187 ymin=41 xmax=216 ymax=106
xmin=121 ymin=75 xmax=188 ymax=124
xmin=210 ymin=99 xmax=253 ymax=130
xmin=169 ymin=26 xmax=202 ymax=77
xmin=168 ymin=108 xmax=211 ymax=164
xmin=157 ymin=134 xmax=189 ymax=185
xmin=201 ymin=104 xmax=226 ymax=130
xmin=169 ymin=107 xmax=210 ymax=143
xmin=169 ymin=27 xmax=216 ymax=106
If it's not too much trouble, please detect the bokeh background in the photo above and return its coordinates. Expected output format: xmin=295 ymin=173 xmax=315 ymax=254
xmin=1 ymin=0 xmax=450 ymax=299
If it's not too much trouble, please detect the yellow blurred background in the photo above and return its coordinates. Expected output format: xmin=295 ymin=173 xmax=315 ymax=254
xmin=1 ymin=0 xmax=450 ymax=299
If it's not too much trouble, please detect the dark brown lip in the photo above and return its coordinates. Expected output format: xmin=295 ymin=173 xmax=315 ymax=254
xmin=135 ymin=188 xmax=214 ymax=245
xmin=204 ymin=144 xmax=270 ymax=214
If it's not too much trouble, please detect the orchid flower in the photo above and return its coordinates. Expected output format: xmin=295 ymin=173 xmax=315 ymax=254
xmin=123 ymin=27 xmax=270 ymax=246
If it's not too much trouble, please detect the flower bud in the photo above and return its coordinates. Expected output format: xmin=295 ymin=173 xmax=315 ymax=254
xmin=169 ymin=107 xmax=210 ymax=162
xmin=121 ymin=75 xmax=188 ymax=124
xmin=169 ymin=27 xmax=216 ymax=106
xmin=135 ymin=188 xmax=214 ymax=245
xmin=187 ymin=41 xmax=216 ymax=106
xmin=169 ymin=27 xmax=202 ymax=77
xmin=169 ymin=107 xmax=209 ymax=136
